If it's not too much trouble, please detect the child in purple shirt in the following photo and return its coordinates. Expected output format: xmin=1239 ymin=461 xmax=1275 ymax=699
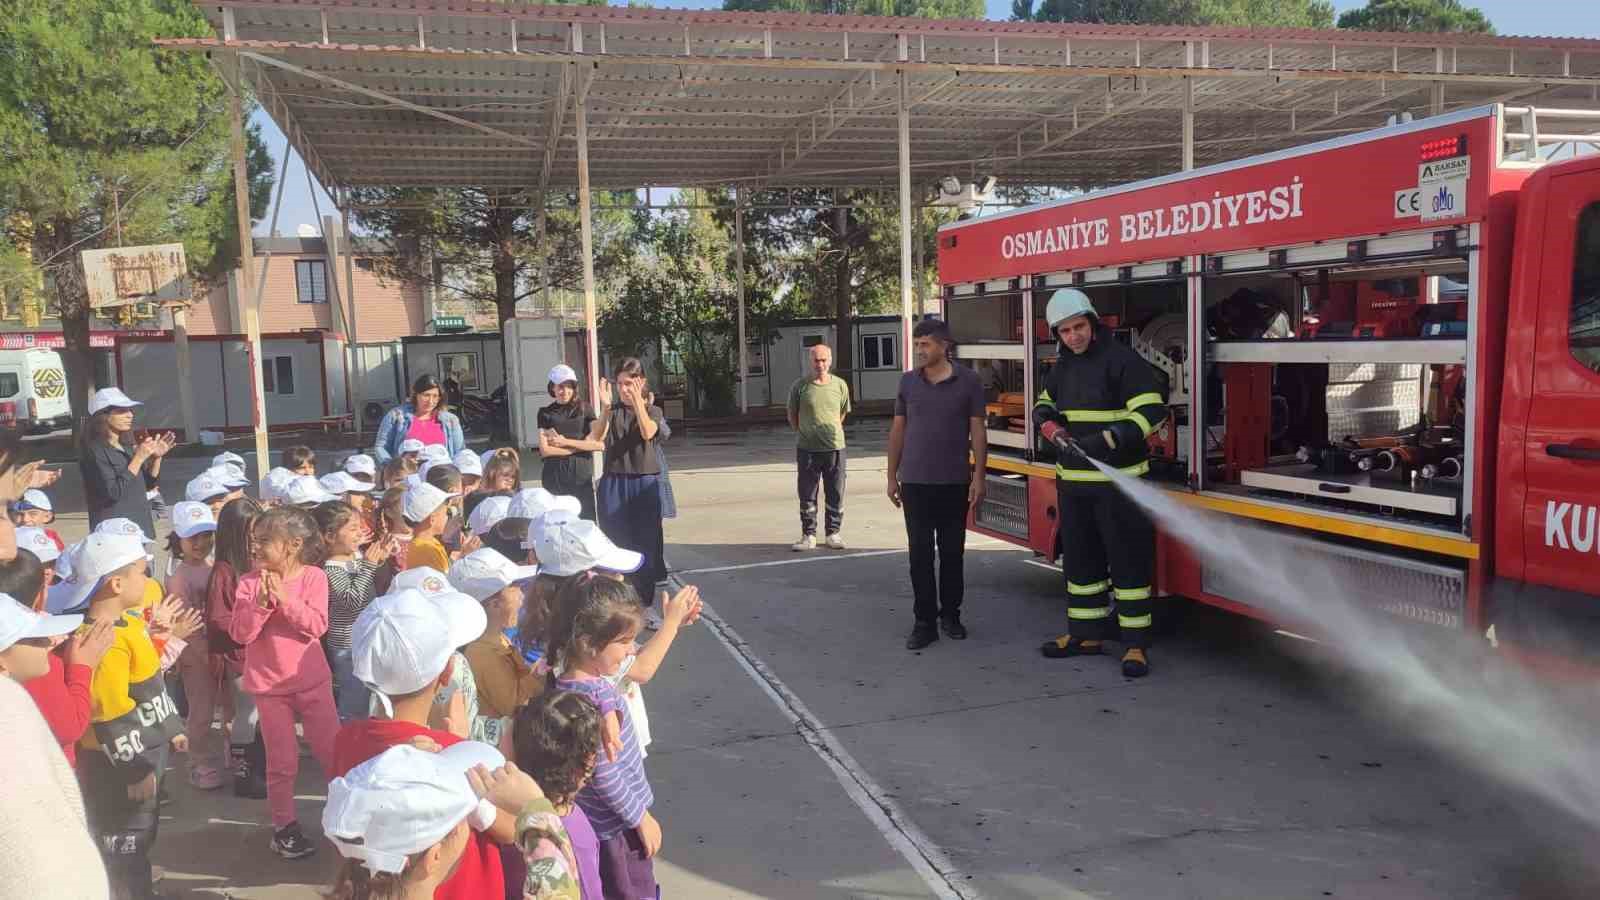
xmin=547 ymin=576 xmax=657 ymax=900
xmin=513 ymin=690 xmax=607 ymax=900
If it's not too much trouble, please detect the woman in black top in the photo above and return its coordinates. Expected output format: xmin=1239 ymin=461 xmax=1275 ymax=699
xmin=591 ymin=357 xmax=668 ymax=607
xmin=536 ymin=363 xmax=600 ymax=520
xmin=78 ymin=387 xmax=175 ymax=533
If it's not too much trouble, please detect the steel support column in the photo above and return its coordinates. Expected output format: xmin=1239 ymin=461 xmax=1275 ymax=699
xmin=228 ymin=58 xmax=270 ymax=477
xmin=734 ymin=186 xmax=748 ymax=413
xmin=897 ymin=36 xmax=913 ymax=371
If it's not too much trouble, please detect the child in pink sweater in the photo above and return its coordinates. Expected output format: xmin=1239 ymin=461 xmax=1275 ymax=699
xmin=227 ymin=506 xmax=339 ymax=861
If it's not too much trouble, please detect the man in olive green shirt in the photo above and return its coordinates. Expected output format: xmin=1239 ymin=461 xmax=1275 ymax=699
xmin=787 ymin=343 xmax=851 ymax=551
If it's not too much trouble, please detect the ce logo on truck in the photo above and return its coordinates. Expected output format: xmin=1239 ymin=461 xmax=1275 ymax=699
xmin=1393 ymin=188 xmax=1423 ymax=218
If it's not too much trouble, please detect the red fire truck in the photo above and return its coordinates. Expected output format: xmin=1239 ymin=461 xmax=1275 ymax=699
xmin=939 ymin=104 xmax=1600 ymax=666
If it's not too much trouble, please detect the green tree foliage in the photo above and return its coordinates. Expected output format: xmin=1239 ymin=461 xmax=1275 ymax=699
xmin=1336 ymin=0 xmax=1493 ymax=34
xmin=724 ymin=0 xmax=983 ymax=17
xmin=0 ymin=0 xmax=274 ymax=421
xmin=346 ymin=188 xmax=639 ymax=327
xmin=602 ymin=195 xmax=801 ymax=416
xmin=1011 ymin=0 xmax=1334 ymax=27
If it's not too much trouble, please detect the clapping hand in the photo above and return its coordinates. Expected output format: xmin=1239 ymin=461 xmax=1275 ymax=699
xmin=661 ymin=584 xmax=702 ymax=628
xmin=150 ymin=594 xmax=203 ymax=642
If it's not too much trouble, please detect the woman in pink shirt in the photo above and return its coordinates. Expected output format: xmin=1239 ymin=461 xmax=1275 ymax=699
xmin=373 ymin=373 xmax=465 ymax=463
xmin=228 ymin=505 xmax=339 ymax=862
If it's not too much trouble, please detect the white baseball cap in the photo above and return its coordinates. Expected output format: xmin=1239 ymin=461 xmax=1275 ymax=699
xmin=453 ymin=450 xmax=483 ymax=477
xmin=13 ymin=489 xmax=52 ymax=513
xmin=169 ymin=501 xmax=218 ymax=539
xmin=466 ymin=496 xmax=513 ymax=536
xmin=260 ymin=467 xmax=297 ymax=503
xmin=321 ymin=471 xmax=377 ymax=496
xmin=87 ymin=387 xmax=142 ymax=415
xmin=323 ymin=742 xmax=504 ymax=875
xmin=15 ymin=527 xmax=61 ymax=564
xmin=94 ymin=518 xmax=154 ymax=545
xmin=420 ymin=444 xmax=451 ymax=464
xmin=403 ymin=482 xmax=457 ymax=523
xmin=547 ymin=363 xmax=578 ymax=386
xmin=398 ymin=438 xmax=426 ymax=455
xmin=351 ymin=584 xmax=486 ymax=711
xmin=285 ymin=475 xmax=339 ymax=506
xmin=505 ymin=488 xmax=580 ymax=523
xmin=0 ymin=593 xmax=81 ymax=653
xmin=213 ymin=451 xmax=246 ymax=470
xmin=343 ymin=454 xmax=377 ymax=477
xmin=531 ymin=512 xmax=643 ymax=577
xmin=206 ymin=464 xmax=250 ymax=488
xmin=185 ymin=472 xmax=230 ymax=503
xmin=46 ymin=533 xmax=152 ymax=614
xmin=449 ymin=549 xmax=539 ymax=602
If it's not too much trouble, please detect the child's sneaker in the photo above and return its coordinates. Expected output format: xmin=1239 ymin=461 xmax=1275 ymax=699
xmin=825 ymin=533 xmax=846 ymax=550
xmin=271 ymin=821 xmax=317 ymax=859
xmin=791 ymin=534 xmax=816 ymax=552
xmin=188 ymin=763 xmax=224 ymax=790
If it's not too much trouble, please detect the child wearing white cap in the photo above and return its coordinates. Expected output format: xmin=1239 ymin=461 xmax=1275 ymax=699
xmin=453 ymin=448 xmax=484 ymax=494
xmin=163 ymin=501 xmax=229 ymax=790
xmin=0 ymin=551 xmax=116 ymax=765
xmin=343 ymin=452 xmax=378 ymax=485
xmin=324 ymin=743 xmax=579 ymax=900
xmin=332 ymin=582 xmax=514 ymax=900
xmin=226 ymin=506 xmax=341 ymax=860
xmin=284 ymin=474 xmax=339 ymax=508
xmin=186 ymin=471 xmax=234 ymax=516
xmin=9 ymin=487 xmax=64 ymax=551
xmin=313 ymin=501 xmax=400 ymax=723
xmin=536 ymin=363 xmax=601 ymax=520
xmin=403 ymin=482 xmax=460 ymax=572
xmin=452 ymin=549 xmax=541 ymax=747
xmin=79 ymin=387 xmax=174 ymax=538
xmin=64 ymin=532 xmax=187 ymax=899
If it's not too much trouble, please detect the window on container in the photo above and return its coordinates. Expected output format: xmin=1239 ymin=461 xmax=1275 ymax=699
xmin=862 ymin=333 xmax=896 ymax=370
xmin=1572 ymin=203 xmax=1600 ymax=375
xmin=262 ymin=356 xmax=295 ymax=395
xmin=295 ymin=260 xmax=328 ymax=304
xmin=745 ymin=341 xmax=766 ymax=377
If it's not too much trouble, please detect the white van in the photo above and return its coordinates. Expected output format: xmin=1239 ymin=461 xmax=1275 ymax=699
xmin=0 ymin=348 xmax=72 ymax=432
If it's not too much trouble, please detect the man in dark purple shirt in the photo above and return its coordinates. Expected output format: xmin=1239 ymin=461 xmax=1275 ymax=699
xmin=887 ymin=319 xmax=988 ymax=651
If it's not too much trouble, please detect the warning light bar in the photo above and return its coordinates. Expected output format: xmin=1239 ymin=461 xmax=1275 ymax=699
xmin=1420 ymin=135 xmax=1467 ymax=162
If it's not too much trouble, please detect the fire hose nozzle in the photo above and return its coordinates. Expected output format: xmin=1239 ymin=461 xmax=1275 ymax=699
xmin=1039 ymin=420 xmax=1079 ymax=454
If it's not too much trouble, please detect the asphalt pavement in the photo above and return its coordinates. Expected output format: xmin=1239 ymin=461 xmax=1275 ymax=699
xmin=37 ymin=422 xmax=1600 ymax=898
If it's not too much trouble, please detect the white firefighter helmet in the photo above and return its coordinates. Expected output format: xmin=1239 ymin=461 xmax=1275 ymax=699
xmin=1045 ymin=288 xmax=1097 ymax=328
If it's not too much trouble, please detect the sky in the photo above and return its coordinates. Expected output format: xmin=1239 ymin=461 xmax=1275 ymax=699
xmin=252 ymin=0 xmax=1600 ymax=236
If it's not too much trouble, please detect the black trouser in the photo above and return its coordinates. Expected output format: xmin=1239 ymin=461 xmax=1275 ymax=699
xmin=797 ymin=448 xmax=847 ymax=536
xmin=543 ymin=472 xmax=597 ymax=521
xmin=1056 ymin=479 xmax=1156 ymax=648
xmin=901 ymin=482 xmax=970 ymax=624
xmin=80 ymin=749 xmax=166 ymax=900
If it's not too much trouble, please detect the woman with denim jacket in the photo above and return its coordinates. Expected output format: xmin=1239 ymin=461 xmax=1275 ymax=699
xmin=373 ymin=374 xmax=466 ymax=463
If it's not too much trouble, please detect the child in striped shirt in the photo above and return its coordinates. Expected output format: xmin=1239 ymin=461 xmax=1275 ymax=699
xmin=315 ymin=501 xmax=398 ymax=722
xmin=546 ymin=575 xmax=660 ymax=900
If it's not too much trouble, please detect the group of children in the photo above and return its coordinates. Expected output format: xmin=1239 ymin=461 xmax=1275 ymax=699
xmin=0 ymin=426 xmax=703 ymax=900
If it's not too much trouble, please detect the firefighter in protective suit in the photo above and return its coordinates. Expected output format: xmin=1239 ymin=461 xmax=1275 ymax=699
xmin=1033 ymin=288 xmax=1168 ymax=677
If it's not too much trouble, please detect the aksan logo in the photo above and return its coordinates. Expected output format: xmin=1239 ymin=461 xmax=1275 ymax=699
xmin=422 ymin=576 xmax=446 ymax=593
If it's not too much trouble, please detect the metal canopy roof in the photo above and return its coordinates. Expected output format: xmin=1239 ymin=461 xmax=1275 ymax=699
xmin=160 ymin=2 xmax=1600 ymax=194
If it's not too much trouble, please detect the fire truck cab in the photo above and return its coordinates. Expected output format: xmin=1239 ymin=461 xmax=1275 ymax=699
xmin=938 ymin=104 xmax=1600 ymax=664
